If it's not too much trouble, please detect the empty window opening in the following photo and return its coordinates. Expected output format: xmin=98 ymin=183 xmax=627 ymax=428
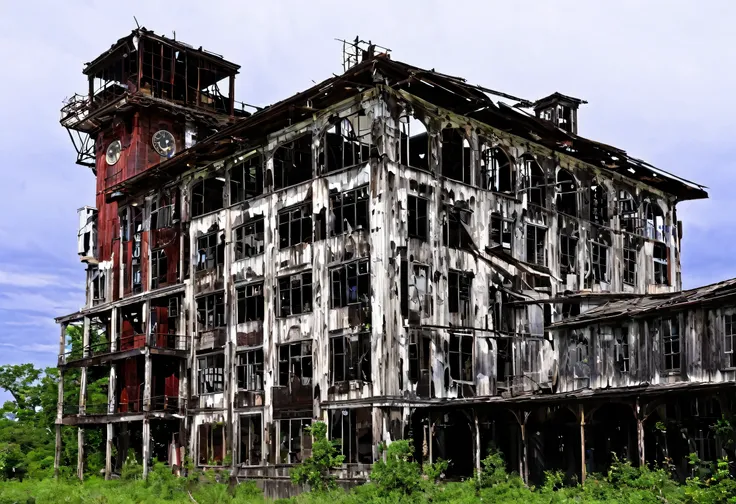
xmin=330 ymin=332 xmax=371 ymax=383
xmin=399 ymin=114 xmax=429 ymax=170
xmin=330 ymin=259 xmax=370 ymax=308
xmin=278 ymin=272 xmax=312 ymax=317
xmin=449 ymin=333 xmax=474 ymax=382
xmin=234 ymin=218 xmax=264 ymax=260
xmin=239 ymin=415 xmax=262 ymax=466
xmin=614 ymin=327 xmax=630 ymax=373
xmin=481 ymin=144 xmax=514 ymax=193
xmin=196 ymin=293 xmax=225 ymax=331
xmin=556 ymin=169 xmax=578 ymax=216
xmin=151 ymin=248 xmax=168 ymax=289
xmin=330 ymin=185 xmax=369 ymax=235
xmin=321 ymin=114 xmax=372 ymax=173
xmin=197 ymin=353 xmax=224 ymax=394
xmin=590 ymin=241 xmax=609 ymax=284
xmin=524 ymin=156 xmax=546 ymax=207
xmin=490 ymin=211 xmax=513 ymax=250
xmin=725 ymin=314 xmax=735 ymax=368
xmin=237 ymin=283 xmax=264 ymax=323
xmin=589 ymin=182 xmax=609 ymax=225
xmin=623 ymin=236 xmax=638 ymax=285
xmin=496 ymin=337 xmax=513 ymax=386
xmin=559 ymin=234 xmax=577 ymax=276
xmin=192 ymin=177 xmax=225 ymax=218
xmin=278 ymin=341 xmax=313 ymax=387
xmin=408 ymin=332 xmax=431 ymax=396
xmin=526 ymin=225 xmax=546 ymax=266
xmin=151 ymin=192 xmax=175 ymax=230
xmin=407 ymin=264 xmax=431 ymax=319
xmin=278 ymin=202 xmax=313 ymax=249
xmin=330 ymin=408 xmax=373 ymax=464
xmin=568 ymin=332 xmax=590 ymax=383
xmin=130 ymin=206 xmax=143 ymax=294
xmin=273 ymin=135 xmax=312 ymax=190
xmin=198 ymin=423 xmax=225 ymax=465
xmin=441 ymin=128 xmax=472 ymax=184
xmin=197 ymin=231 xmax=224 ymax=272
xmin=443 ymin=206 xmax=473 ymax=249
xmin=661 ymin=317 xmax=680 ymax=373
xmin=230 ymin=152 xmax=264 ymax=204
xmin=237 ymin=349 xmax=264 ymax=390
xmin=644 ymin=201 xmax=666 ymax=241
xmin=653 ymin=243 xmax=669 ymax=285
xmin=280 ymin=418 xmax=312 ymax=464
xmin=618 ymin=190 xmax=638 ymax=234
xmin=407 ymin=195 xmax=429 ymax=241
xmin=92 ymin=270 xmax=106 ymax=305
xmin=448 ymin=270 xmax=472 ymax=321
xmin=561 ymin=302 xmax=580 ymax=320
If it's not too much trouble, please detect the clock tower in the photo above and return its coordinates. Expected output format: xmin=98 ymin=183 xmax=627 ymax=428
xmin=61 ymin=27 xmax=245 ymax=300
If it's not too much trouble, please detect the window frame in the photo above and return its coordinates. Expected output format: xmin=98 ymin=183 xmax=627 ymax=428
xmin=236 ymin=282 xmax=264 ymax=323
xmin=525 ymin=224 xmax=547 ymax=266
xmin=407 ymin=195 xmax=429 ymax=241
xmin=449 ymin=332 xmax=474 ymax=382
xmin=196 ymin=293 xmax=226 ymax=331
xmin=279 ymin=418 xmax=312 ymax=464
xmin=330 ymin=259 xmax=370 ymax=308
xmin=623 ymin=236 xmax=637 ymax=286
xmin=234 ymin=217 xmax=265 ymax=260
xmin=150 ymin=248 xmax=168 ymax=289
xmin=197 ymin=353 xmax=225 ymax=395
xmin=448 ymin=270 xmax=472 ymax=318
xmin=278 ymin=202 xmax=313 ymax=249
xmin=443 ymin=205 xmax=472 ymax=249
xmin=239 ymin=414 xmax=263 ymax=466
xmin=329 ymin=332 xmax=372 ymax=384
xmin=277 ymin=271 xmax=313 ymax=317
xmin=660 ymin=317 xmax=681 ymax=374
xmin=724 ymin=313 xmax=735 ymax=369
xmin=236 ymin=349 xmax=264 ymax=391
xmin=196 ymin=231 xmax=224 ymax=272
xmin=277 ymin=341 xmax=313 ymax=387
xmin=330 ymin=185 xmax=369 ymax=236
xmin=230 ymin=152 xmax=264 ymax=204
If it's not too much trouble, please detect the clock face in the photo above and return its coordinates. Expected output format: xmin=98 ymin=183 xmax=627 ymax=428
xmin=105 ymin=140 xmax=122 ymax=165
xmin=152 ymin=130 xmax=176 ymax=158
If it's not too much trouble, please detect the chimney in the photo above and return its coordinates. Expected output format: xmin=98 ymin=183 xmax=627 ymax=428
xmin=533 ymin=92 xmax=587 ymax=135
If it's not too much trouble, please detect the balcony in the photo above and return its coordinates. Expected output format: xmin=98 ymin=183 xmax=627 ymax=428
xmin=58 ymin=333 xmax=190 ymax=368
xmin=272 ymin=382 xmax=313 ymax=411
xmin=61 ymin=395 xmax=185 ymax=423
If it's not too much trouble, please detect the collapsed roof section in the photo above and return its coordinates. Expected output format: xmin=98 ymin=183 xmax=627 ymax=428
xmin=104 ymin=53 xmax=708 ymax=202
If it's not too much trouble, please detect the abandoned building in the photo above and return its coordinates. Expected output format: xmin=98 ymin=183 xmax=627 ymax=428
xmin=55 ymin=27 xmax=731 ymax=490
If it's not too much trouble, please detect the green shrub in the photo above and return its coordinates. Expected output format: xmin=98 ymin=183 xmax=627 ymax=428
xmin=290 ymin=421 xmax=344 ymax=492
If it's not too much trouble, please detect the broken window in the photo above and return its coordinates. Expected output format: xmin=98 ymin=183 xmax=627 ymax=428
xmin=408 ymin=264 xmax=431 ymax=318
xmin=150 ymin=248 xmax=168 ymax=289
xmin=526 ymin=225 xmax=546 ymax=266
xmin=278 ymin=272 xmax=312 ymax=317
xmin=407 ymin=195 xmax=429 ymax=241
xmin=273 ymin=135 xmax=312 ymax=189
xmin=92 ymin=270 xmax=106 ymax=304
xmin=399 ymin=113 xmax=429 ymax=170
xmin=330 ymin=332 xmax=371 ymax=383
xmin=330 ymin=185 xmax=369 ymax=235
xmin=449 ymin=333 xmax=474 ymax=382
xmin=330 ymin=259 xmax=370 ymax=308
xmin=234 ymin=218 xmax=265 ymax=259
xmin=197 ymin=353 xmax=224 ymax=394
xmin=230 ymin=152 xmax=264 ymax=203
xmin=150 ymin=193 xmax=174 ymax=230
xmin=198 ymin=423 xmax=225 ymax=465
xmin=130 ymin=206 xmax=143 ymax=294
xmin=443 ymin=205 xmax=473 ymax=249
xmin=321 ymin=114 xmax=371 ymax=173
xmin=441 ymin=128 xmax=471 ymax=184
xmin=661 ymin=317 xmax=680 ymax=373
xmin=490 ymin=211 xmax=513 ymax=250
xmin=196 ymin=293 xmax=225 ymax=331
xmin=278 ymin=341 xmax=313 ymax=386
xmin=653 ymin=243 xmax=669 ymax=285
xmin=330 ymin=408 xmax=372 ymax=464
xmin=448 ymin=270 xmax=472 ymax=320
xmin=618 ymin=190 xmax=638 ymax=234
xmin=481 ymin=144 xmax=514 ymax=193
xmin=556 ymin=169 xmax=577 ymax=216
xmin=644 ymin=201 xmax=666 ymax=241
xmin=589 ymin=182 xmax=609 ymax=225
xmin=278 ymin=202 xmax=313 ymax=249
xmin=614 ymin=326 xmax=630 ymax=373
xmin=408 ymin=332 xmax=431 ymax=395
xmin=590 ymin=241 xmax=608 ymax=283
xmin=725 ymin=314 xmax=735 ymax=368
xmin=559 ymin=234 xmax=577 ymax=275
xmin=239 ymin=414 xmax=262 ymax=466
xmin=236 ymin=283 xmax=264 ymax=323
xmin=623 ymin=236 xmax=637 ymax=285
xmin=197 ymin=231 xmax=224 ymax=272
xmin=280 ymin=418 xmax=312 ymax=464
xmin=237 ymin=349 xmax=264 ymax=390
xmin=191 ymin=177 xmax=225 ymax=218
xmin=568 ymin=332 xmax=590 ymax=381
xmin=523 ymin=156 xmax=546 ymax=207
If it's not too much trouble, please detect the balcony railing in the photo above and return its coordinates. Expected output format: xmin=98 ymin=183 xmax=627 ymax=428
xmin=59 ymin=333 xmax=190 ymax=365
xmin=62 ymin=395 xmax=183 ymax=417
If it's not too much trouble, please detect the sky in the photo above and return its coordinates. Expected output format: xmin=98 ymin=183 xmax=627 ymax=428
xmin=0 ymin=1 xmax=734 ymax=386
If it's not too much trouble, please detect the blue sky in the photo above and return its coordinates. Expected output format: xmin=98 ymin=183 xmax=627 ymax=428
xmin=0 ymin=0 xmax=734 ymax=386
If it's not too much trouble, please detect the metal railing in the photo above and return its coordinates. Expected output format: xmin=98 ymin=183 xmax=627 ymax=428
xmin=150 ymin=395 xmax=184 ymax=412
xmin=58 ymin=333 xmax=189 ymax=365
xmin=150 ymin=333 xmax=190 ymax=352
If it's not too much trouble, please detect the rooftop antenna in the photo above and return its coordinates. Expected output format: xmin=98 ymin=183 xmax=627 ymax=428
xmin=133 ymin=16 xmax=140 ymax=29
xmin=335 ymin=36 xmax=391 ymax=72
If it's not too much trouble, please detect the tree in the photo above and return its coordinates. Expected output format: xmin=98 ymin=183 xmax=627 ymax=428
xmin=290 ymin=421 xmax=344 ymax=491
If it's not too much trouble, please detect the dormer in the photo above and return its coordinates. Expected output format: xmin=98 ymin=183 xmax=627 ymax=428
xmin=533 ymin=92 xmax=587 ymax=135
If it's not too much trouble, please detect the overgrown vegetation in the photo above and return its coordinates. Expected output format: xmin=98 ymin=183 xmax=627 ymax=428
xmin=1 ymin=350 xmax=735 ymax=503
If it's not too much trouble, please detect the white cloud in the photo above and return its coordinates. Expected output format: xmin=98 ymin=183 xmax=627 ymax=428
xmin=0 ymin=269 xmax=77 ymax=289
xmin=0 ymin=342 xmax=58 ymax=354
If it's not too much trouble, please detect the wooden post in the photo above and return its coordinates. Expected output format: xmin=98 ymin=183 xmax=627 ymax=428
xmin=54 ymin=424 xmax=62 ymax=479
xmin=229 ymin=75 xmax=235 ymax=116
xmin=143 ymin=300 xmax=152 ymax=412
xmin=520 ymin=421 xmax=528 ymax=484
xmin=77 ymin=427 xmax=85 ymax=480
xmin=636 ymin=398 xmax=646 ymax=467
xmin=55 ymin=323 xmax=66 ymax=479
xmin=474 ymin=410 xmax=482 ymax=480
xmin=142 ymin=418 xmax=151 ymax=479
xmin=579 ymin=404 xmax=586 ymax=484
xmin=105 ymin=423 xmax=114 ymax=480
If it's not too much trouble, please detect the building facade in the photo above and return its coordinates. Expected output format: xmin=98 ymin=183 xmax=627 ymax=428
xmin=55 ymin=28 xmax=716 ymax=490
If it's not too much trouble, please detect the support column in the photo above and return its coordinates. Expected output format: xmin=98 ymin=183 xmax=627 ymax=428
xmin=55 ymin=322 xmax=66 ymax=479
xmin=513 ymin=409 xmax=529 ymax=485
xmin=579 ymin=404 xmax=586 ymax=484
xmin=54 ymin=424 xmax=62 ymax=479
xmin=636 ymin=398 xmax=646 ymax=467
xmin=105 ymin=423 xmax=114 ymax=480
xmin=474 ymin=410 xmax=482 ymax=480
xmin=142 ymin=418 xmax=151 ymax=478
xmin=143 ymin=300 xmax=152 ymax=412
xmin=77 ymin=427 xmax=85 ymax=480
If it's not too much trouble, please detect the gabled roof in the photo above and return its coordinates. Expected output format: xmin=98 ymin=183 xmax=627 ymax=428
xmin=107 ymin=54 xmax=708 ymax=201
